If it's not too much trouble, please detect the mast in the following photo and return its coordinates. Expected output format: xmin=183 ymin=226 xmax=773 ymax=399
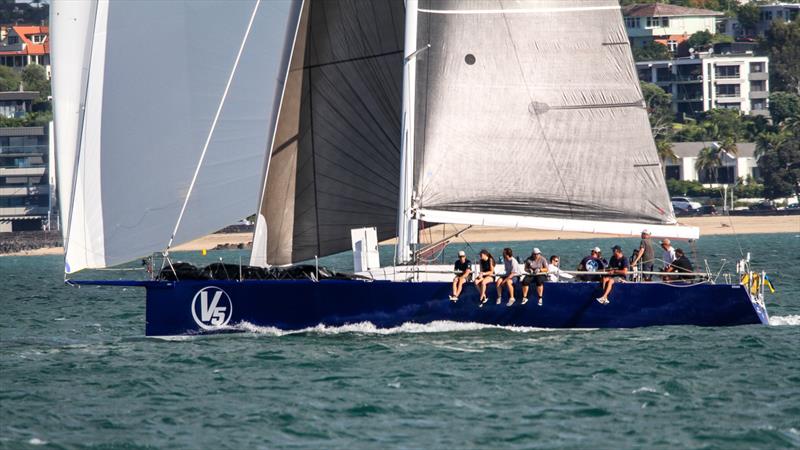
xmin=395 ymin=0 xmax=419 ymax=265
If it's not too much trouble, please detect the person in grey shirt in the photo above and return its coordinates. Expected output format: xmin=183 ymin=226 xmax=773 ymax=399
xmin=496 ymin=247 xmax=522 ymax=306
xmin=631 ymin=229 xmax=655 ymax=281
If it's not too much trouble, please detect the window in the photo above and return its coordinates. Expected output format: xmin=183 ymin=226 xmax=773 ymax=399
xmin=761 ymin=11 xmax=773 ymax=21
xmin=7 ymin=36 xmax=18 ymax=45
xmin=625 ymin=17 xmax=640 ymax=28
xmin=646 ymin=17 xmax=660 ymax=28
xmin=699 ymin=167 xmax=735 ymax=184
xmin=667 ymin=40 xmax=678 ymax=52
xmin=665 ymin=165 xmax=681 ymax=180
xmin=717 ymin=102 xmax=741 ymax=110
xmin=750 ymin=80 xmax=766 ymax=92
xmin=715 ymin=65 xmax=740 ymax=78
xmin=662 ymin=17 xmax=670 ymax=27
xmin=716 ymin=84 xmax=740 ymax=97
xmin=31 ymin=34 xmax=43 ymax=43
xmin=750 ymin=62 xmax=764 ymax=73
xmin=751 ymin=99 xmax=767 ymax=110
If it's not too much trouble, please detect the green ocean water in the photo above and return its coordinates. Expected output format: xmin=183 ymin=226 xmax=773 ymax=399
xmin=1 ymin=233 xmax=799 ymax=449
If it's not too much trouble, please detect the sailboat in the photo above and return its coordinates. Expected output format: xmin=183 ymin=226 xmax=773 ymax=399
xmin=51 ymin=0 xmax=769 ymax=336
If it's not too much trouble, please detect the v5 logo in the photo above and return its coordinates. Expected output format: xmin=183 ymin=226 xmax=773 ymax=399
xmin=191 ymin=287 xmax=233 ymax=330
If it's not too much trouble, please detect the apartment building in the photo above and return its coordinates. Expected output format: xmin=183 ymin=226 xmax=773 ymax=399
xmin=723 ymin=3 xmax=800 ymax=37
xmin=623 ymin=3 xmax=723 ymax=53
xmin=636 ymin=52 xmax=769 ymax=116
xmin=0 ymin=125 xmax=53 ymax=232
xmin=0 ymin=25 xmax=50 ymax=76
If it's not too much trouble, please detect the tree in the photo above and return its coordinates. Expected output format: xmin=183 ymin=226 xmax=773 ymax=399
xmin=20 ymin=64 xmax=50 ymax=110
xmin=763 ymin=20 xmax=800 ymax=94
xmin=736 ymin=3 xmax=760 ymax=36
xmin=695 ymin=146 xmax=724 ymax=183
xmin=768 ymin=92 xmax=800 ymax=125
xmin=0 ymin=65 xmax=21 ymax=91
xmin=633 ymin=41 xmax=673 ymax=62
xmin=687 ymin=30 xmax=714 ymax=51
xmin=702 ymin=108 xmax=745 ymax=142
xmin=756 ymin=118 xmax=800 ymax=200
xmin=641 ymin=82 xmax=673 ymax=138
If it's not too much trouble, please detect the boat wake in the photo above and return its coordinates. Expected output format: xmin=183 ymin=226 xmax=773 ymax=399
xmin=227 ymin=320 xmax=588 ymax=336
xmin=768 ymin=315 xmax=800 ymax=326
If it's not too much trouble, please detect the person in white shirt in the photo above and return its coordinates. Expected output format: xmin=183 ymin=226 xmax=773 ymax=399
xmin=660 ymin=238 xmax=676 ymax=281
xmin=496 ymin=247 xmax=522 ymax=306
xmin=547 ymin=255 xmax=573 ymax=283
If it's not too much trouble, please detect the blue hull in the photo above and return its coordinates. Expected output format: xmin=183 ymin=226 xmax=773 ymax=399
xmin=77 ymin=279 xmax=769 ymax=336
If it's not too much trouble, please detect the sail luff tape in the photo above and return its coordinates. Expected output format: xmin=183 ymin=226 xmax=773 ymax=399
xmin=418 ymin=6 xmax=620 ymax=15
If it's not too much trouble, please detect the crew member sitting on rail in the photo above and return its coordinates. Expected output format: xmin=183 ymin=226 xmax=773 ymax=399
xmin=475 ymin=249 xmax=496 ymax=306
xmin=547 ymin=255 xmax=573 ymax=283
xmin=497 ymin=247 xmax=522 ymax=306
xmin=667 ymin=248 xmax=694 ymax=282
xmin=450 ymin=250 xmax=472 ymax=302
xmin=596 ymin=245 xmax=629 ymax=305
xmin=521 ymin=248 xmax=548 ymax=306
xmin=578 ymin=247 xmax=603 ymax=281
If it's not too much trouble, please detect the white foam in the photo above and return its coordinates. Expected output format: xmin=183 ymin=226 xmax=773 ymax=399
xmin=28 ymin=438 xmax=47 ymax=446
xmin=632 ymin=386 xmax=658 ymax=394
xmin=228 ymin=320 xmax=579 ymax=336
xmin=769 ymin=315 xmax=800 ymax=326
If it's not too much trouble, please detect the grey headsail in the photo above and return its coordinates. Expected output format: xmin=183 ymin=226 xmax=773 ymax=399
xmin=252 ymin=0 xmax=404 ymax=266
xmin=409 ymin=0 xmax=690 ymax=237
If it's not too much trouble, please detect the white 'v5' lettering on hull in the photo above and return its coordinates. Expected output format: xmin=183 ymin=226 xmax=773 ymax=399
xmin=191 ymin=287 xmax=233 ymax=330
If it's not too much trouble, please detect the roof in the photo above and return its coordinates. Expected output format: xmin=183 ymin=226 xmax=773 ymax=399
xmin=0 ymin=25 xmax=49 ymax=56
xmin=622 ymin=4 xmax=724 ymax=17
xmin=0 ymin=126 xmax=45 ymax=137
xmin=0 ymin=91 xmax=39 ymax=101
xmin=671 ymin=142 xmax=756 ymax=158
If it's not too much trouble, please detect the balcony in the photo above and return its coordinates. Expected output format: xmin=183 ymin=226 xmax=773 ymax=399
xmin=674 ymin=74 xmax=703 ymax=82
xmin=748 ymin=71 xmax=768 ymax=81
xmin=675 ymin=94 xmax=704 ymax=101
xmin=0 ymin=185 xmax=48 ymax=197
xmin=0 ymin=205 xmax=48 ymax=218
xmin=0 ymin=166 xmax=46 ymax=177
xmin=749 ymin=90 xmax=769 ymax=99
xmin=0 ymin=144 xmax=48 ymax=155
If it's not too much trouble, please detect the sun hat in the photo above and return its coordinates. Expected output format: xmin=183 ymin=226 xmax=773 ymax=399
xmin=458 ymin=250 xmax=466 ymax=257
xmin=532 ymin=248 xmax=541 ymax=254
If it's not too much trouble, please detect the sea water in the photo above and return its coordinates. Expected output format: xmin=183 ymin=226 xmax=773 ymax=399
xmin=1 ymin=234 xmax=798 ymax=449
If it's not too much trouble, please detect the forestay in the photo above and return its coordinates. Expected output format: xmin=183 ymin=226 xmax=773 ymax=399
xmin=410 ymin=0 xmax=694 ymax=237
xmin=52 ymin=0 xmax=300 ymax=273
xmin=251 ymin=0 xmax=404 ymax=267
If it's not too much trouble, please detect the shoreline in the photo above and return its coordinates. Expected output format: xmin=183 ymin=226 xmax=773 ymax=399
xmin=2 ymin=216 xmax=797 ymax=257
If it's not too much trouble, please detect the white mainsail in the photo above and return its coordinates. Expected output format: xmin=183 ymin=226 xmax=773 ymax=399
xmin=251 ymin=0 xmax=405 ymax=267
xmin=399 ymin=0 xmax=698 ymax=258
xmin=52 ymin=0 xmax=301 ymax=273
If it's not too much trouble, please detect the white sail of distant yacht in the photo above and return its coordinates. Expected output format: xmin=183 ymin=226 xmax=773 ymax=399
xmin=51 ymin=0 xmax=301 ymax=273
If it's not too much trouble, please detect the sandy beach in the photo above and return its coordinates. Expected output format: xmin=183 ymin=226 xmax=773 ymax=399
xmin=4 ymin=216 xmax=798 ymax=257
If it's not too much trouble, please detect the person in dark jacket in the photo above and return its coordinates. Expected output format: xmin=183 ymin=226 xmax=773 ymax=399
xmin=596 ymin=245 xmax=629 ymax=305
xmin=450 ymin=250 xmax=472 ymax=301
xmin=667 ymin=248 xmax=694 ymax=282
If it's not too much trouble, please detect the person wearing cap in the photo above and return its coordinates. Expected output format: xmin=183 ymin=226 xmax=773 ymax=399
xmin=577 ymin=247 xmax=603 ymax=281
xmin=521 ymin=247 xmax=548 ymax=306
xmin=596 ymin=245 xmax=630 ymax=305
xmin=666 ymin=248 xmax=694 ymax=282
xmin=496 ymin=247 xmax=522 ymax=306
xmin=450 ymin=250 xmax=472 ymax=301
xmin=660 ymin=238 xmax=676 ymax=281
xmin=547 ymin=255 xmax=573 ymax=283
xmin=631 ymin=229 xmax=655 ymax=281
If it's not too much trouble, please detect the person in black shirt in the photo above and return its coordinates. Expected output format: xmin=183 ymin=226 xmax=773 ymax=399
xmin=474 ymin=249 xmax=496 ymax=306
xmin=667 ymin=248 xmax=694 ymax=282
xmin=450 ymin=250 xmax=472 ymax=301
xmin=596 ymin=245 xmax=629 ymax=305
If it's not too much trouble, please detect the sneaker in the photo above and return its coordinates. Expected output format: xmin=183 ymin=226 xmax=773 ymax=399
xmin=596 ymin=297 xmax=609 ymax=305
xmin=449 ymin=295 xmax=458 ymax=302
xmin=521 ymin=297 xmax=528 ymax=305
xmin=507 ymin=298 xmax=515 ymax=306
xmin=496 ymin=298 xmax=502 ymax=305
xmin=538 ymin=297 xmax=543 ymax=306
xmin=479 ymin=296 xmax=488 ymax=307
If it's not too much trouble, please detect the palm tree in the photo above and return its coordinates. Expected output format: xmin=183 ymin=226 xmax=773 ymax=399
xmin=656 ymin=140 xmax=677 ymax=177
xmin=695 ymin=146 xmax=722 ymax=183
